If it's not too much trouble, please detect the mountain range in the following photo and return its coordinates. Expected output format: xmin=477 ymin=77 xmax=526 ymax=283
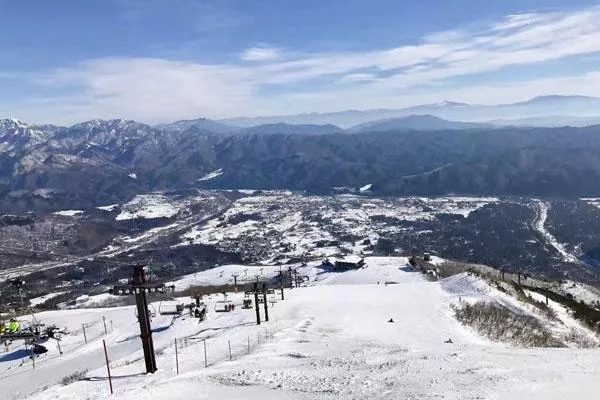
xmin=2 ymin=114 xmax=600 ymax=213
xmin=217 ymin=95 xmax=600 ymax=129
xmin=1 ymin=95 xmax=600 ymax=212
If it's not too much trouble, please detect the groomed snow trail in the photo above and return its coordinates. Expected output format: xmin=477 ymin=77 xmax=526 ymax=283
xmin=533 ymin=200 xmax=579 ymax=263
xmin=3 ymin=257 xmax=600 ymax=399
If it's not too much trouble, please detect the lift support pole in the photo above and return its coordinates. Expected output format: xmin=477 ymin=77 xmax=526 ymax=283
xmin=262 ymin=283 xmax=269 ymax=322
xmin=253 ymin=282 xmax=261 ymax=325
xmin=279 ymin=266 xmax=284 ymax=301
xmin=132 ymin=265 xmax=158 ymax=374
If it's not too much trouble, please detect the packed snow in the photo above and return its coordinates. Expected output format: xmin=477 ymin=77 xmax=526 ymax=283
xmin=4 ymin=257 xmax=600 ymax=400
xmin=29 ymin=291 xmax=68 ymax=307
xmin=116 ymin=194 xmax=182 ymax=220
xmin=533 ymin=200 xmax=579 ymax=263
xmin=198 ymin=169 xmax=223 ymax=181
xmin=96 ymin=203 xmax=119 ymax=212
xmin=359 ymin=183 xmax=372 ymax=192
xmin=52 ymin=210 xmax=84 ymax=217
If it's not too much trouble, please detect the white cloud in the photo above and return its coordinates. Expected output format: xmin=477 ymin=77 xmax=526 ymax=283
xmin=18 ymin=5 xmax=600 ymax=124
xmin=241 ymin=46 xmax=280 ymax=61
xmin=337 ymin=73 xmax=378 ymax=84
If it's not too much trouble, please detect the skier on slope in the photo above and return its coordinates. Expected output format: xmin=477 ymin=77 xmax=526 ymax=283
xmin=8 ymin=319 xmax=20 ymax=334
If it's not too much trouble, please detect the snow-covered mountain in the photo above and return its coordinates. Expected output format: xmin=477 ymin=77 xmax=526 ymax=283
xmin=0 ymin=118 xmax=49 ymax=151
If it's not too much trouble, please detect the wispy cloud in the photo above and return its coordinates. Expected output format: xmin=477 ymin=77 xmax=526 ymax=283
xmin=241 ymin=46 xmax=281 ymax=61
xmin=23 ymin=5 xmax=600 ymax=124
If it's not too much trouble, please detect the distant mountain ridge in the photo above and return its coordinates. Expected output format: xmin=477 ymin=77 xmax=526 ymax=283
xmin=219 ymin=95 xmax=600 ymax=128
xmin=349 ymin=114 xmax=493 ymax=132
xmin=237 ymin=123 xmax=344 ymax=135
xmin=156 ymin=118 xmax=239 ymax=134
xmin=2 ymin=117 xmax=600 ymax=214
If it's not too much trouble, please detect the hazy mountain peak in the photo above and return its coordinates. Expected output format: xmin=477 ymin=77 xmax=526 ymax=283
xmin=157 ymin=117 xmax=239 ymax=134
xmin=350 ymin=114 xmax=492 ymax=132
xmin=238 ymin=122 xmax=345 ymax=135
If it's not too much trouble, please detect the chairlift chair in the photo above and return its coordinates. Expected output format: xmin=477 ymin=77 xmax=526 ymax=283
xmin=135 ymin=304 xmax=157 ymax=319
xmin=158 ymin=300 xmax=184 ymax=316
xmin=214 ymin=300 xmax=234 ymax=312
xmin=242 ymin=298 xmax=253 ymax=309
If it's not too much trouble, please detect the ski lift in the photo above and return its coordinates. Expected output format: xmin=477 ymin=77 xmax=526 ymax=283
xmin=242 ymin=292 xmax=253 ymax=309
xmin=214 ymin=300 xmax=234 ymax=312
xmin=158 ymin=300 xmax=184 ymax=316
xmin=135 ymin=304 xmax=157 ymax=319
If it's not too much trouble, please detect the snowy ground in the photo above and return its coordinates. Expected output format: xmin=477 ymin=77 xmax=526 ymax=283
xmin=2 ymin=257 xmax=599 ymax=400
xmin=532 ymin=200 xmax=579 ymax=263
xmin=178 ymin=193 xmax=497 ymax=261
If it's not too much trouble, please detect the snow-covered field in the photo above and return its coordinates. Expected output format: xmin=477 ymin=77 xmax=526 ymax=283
xmin=116 ymin=193 xmax=183 ymax=220
xmin=4 ymin=257 xmax=600 ymax=400
xmin=178 ymin=193 xmax=497 ymax=261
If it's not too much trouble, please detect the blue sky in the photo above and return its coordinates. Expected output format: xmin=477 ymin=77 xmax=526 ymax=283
xmin=2 ymin=0 xmax=600 ymax=124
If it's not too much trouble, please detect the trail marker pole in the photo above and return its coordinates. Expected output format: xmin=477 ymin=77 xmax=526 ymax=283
xmin=103 ymin=316 xmax=108 ymax=335
xmin=103 ymin=339 xmax=114 ymax=395
xmin=31 ymin=345 xmax=35 ymax=370
xmin=203 ymin=339 xmax=208 ymax=367
xmin=228 ymin=340 xmax=232 ymax=361
xmin=247 ymin=336 xmax=250 ymax=354
xmin=57 ymin=339 xmax=63 ymax=355
xmin=82 ymin=324 xmax=87 ymax=344
xmin=175 ymin=338 xmax=179 ymax=375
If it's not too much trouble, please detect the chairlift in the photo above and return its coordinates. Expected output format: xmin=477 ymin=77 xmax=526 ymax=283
xmin=158 ymin=300 xmax=184 ymax=316
xmin=135 ymin=304 xmax=157 ymax=319
xmin=214 ymin=300 xmax=234 ymax=312
xmin=242 ymin=297 xmax=253 ymax=309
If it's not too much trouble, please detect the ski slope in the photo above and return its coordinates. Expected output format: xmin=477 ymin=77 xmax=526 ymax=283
xmin=533 ymin=200 xmax=579 ymax=263
xmin=2 ymin=257 xmax=599 ymax=399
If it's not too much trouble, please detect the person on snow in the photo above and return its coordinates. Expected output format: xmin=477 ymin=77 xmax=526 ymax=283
xmin=32 ymin=344 xmax=48 ymax=355
xmin=8 ymin=319 xmax=20 ymax=334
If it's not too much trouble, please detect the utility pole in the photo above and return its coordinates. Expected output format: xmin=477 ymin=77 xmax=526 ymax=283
xmin=253 ymin=282 xmax=261 ymax=325
xmin=262 ymin=283 xmax=269 ymax=322
xmin=288 ymin=267 xmax=293 ymax=289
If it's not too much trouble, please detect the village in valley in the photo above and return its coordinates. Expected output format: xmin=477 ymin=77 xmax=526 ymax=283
xmin=0 ymin=190 xmax=600 ymax=398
